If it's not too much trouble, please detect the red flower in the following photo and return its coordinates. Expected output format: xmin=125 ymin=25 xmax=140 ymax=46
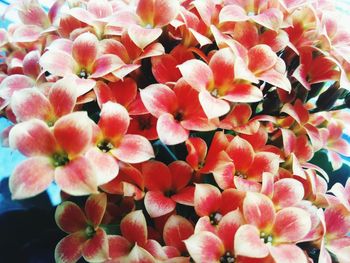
xmin=143 ymin=160 xmax=194 ymax=218
xmin=55 ymin=193 xmax=109 ymax=263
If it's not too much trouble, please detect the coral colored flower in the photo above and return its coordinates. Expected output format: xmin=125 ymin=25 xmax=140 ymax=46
xmin=193 ymin=184 xmax=245 ymax=232
xmin=9 ymin=111 xmax=98 ymax=198
xmin=219 ymin=1 xmax=283 ymax=31
xmin=179 ymin=47 xmax=263 ymax=119
xmin=141 ymin=80 xmax=217 ymax=145
xmin=185 ymin=132 xmax=234 ymax=189
xmin=226 ymin=136 xmax=279 ymax=182
xmin=143 ymin=160 xmax=194 ymax=218
xmin=10 ymin=76 xmax=77 ymax=124
xmin=40 ymin=32 xmax=124 ymax=89
xmin=87 ymin=101 xmax=154 ymax=185
xmin=107 ymin=0 xmax=180 ymax=49
xmin=55 ymin=193 xmax=109 ymax=263
xmin=235 ymin=192 xmax=312 ymax=263
xmin=107 ymin=210 xmax=155 ymax=262
xmin=317 ymin=205 xmax=350 ymax=263
xmin=330 ymin=177 xmax=350 ymax=211
xmin=185 ymin=210 xmax=258 ymax=263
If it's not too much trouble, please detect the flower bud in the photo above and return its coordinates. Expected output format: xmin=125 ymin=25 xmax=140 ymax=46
xmin=316 ymin=82 xmax=341 ymax=111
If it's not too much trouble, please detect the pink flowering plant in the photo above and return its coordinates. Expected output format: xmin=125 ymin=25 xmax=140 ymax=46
xmin=1 ymin=0 xmax=350 ymax=262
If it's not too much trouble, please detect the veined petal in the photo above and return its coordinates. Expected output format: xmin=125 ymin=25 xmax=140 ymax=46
xmin=324 ymin=205 xmax=350 ymax=239
xmin=111 ymin=134 xmax=154 ymax=163
xmin=269 ymin=244 xmax=308 ymax=263
xmin=11 ymin=88 xmax=52 ymax=122
xmin=144 ymin=191 xmax=176 ymax=218
xmin=49 ymin=76 xmax=78 ymax=118
xmin=272 ymin=178 xmax=304 ymax=208
xmin=54 ymin=112 xmax=93 ymax=157
xmin=209 ymin=48 xmax=235 ymax=87
xmin=87 ymin=0 xmax=112 ymax=18
xmin=250 ymin=8 xmax=283 ymax=31
xmin=55 ymin=156 xmax=98 ymax=196
xmin=217 ymin=209 xmax=244 ymax=251
xmin=40 ymin=50 xmax=76 ymax=77
xmin=82 ymin=228 xmax=109 ymax=262
xmin=72 ymin=32 xmax=99 ymax=69
xmin=153 ymin=0 xmax=180 ymax=27
xmin=169 ymin=160 xmax=193 ymax=191
xmin=226 ymin=136 xmax=254 ymax=172
xmin=248 ymin=45 xmax=277 ymax=75
xmin=9 ymin=119 xmax=57 ymax=156
xmin=55 ymin=201 xmax=87 ymax=233
xmin=90 ymin=54 xmax=124 ymax=78
xmin=184 ymin=232 xmax=224 ymax=262
xmin=178 ymin=60 xmax=213 ymax=91
xmin=85 ymin=193 xmax=107 ymax=228
xmin=0 ymin=74 xmax=34 ymax=102
xmin=258 ymin=69 xmax=291 ymax=92
xmin=55 ymin=231 xmax=86 ymax=263
xmin=128 ymin=24 xmax=162 ymax=50
xmin=140 ymin=84 xmax=178 ymax=117
xmin=10 ymin=157 xmax=54 ymax=200
xmin=128 ymin=243 xmax=155 ymax=263
xmin=272 ymin=207 xmax=311 ymax=243
xmin=243 ymin=192 xmax=275 ymax=231
xmin=157 ymin=114 xmax=189 ymax=145
xmin=222 ymin=84 xmax=263 ymax=103
xmin=163 ymin=215 xmax=194 ymax=253
xmin=199 ymin=90 xmax=231 ymax=119
xmin=219 ymin=5 xmax=248 ymax=23
xmin=85 ymin=148 xmax=119 ymax=185
xmin=98 ymin=101 xmax=130 ymax=140
xmin=194 ymin=184 xmax=221 ymax=217
xmin=120 ymin=210 xmax=147 ymax=246
xmin=234 ymin=224 xmax=269 ymax=258
xmin=108 ymin=235 xmax=131 ymax=259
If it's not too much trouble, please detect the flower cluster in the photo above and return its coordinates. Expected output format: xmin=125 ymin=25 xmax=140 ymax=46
xmin=1 ymin=0 xmax=350 ymax=262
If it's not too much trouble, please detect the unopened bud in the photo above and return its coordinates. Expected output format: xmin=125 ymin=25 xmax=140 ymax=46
xmin=316 ymin=82 xmax=341 ymax=111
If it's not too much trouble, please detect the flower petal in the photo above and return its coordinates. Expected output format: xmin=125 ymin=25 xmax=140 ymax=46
xmin=128 ymin=24 xmax=162 ymax=50
xmin=272 ymin=178 xmax=304 ymax=208
xmin=194 ymin=184 xmax=221 ymax=217
xmin=153 ymin=0 xmax=180 ymax=27
xmin=184 ymin=231 xmax=224 ymax=262
xmin=54 ymin=112 xmax=93 ymax=157
xmin=222 ymin=84 xmax=263 ymax=103
xmin=9 ymin=157 xmax=54 ymax=200
xmin=178 ymin=60 xmax=213 ymax=91
xmin=269 ymin=244 xmax=308 ymax=263
xmin=90 ymin=54 xmax=124 ymax=78
xmin=82 ymin=228 xmax=109 ymax=262
xmin=55 ymin=201 xmax=87 ymax=233
xmin=140 ymin=84 xmax=178 ymax=118
xmin=49 ymin=77 xmax=78 ymax=118
xmin=72 ymin=32 xmax=99 ymax=69
xmin=272 ymin=207 xmax=311 ymax=243
xmin=157 ymin=114 xmax=189 ymax=145
xmin=199 ymin=90 xmax=231 ymax=119
xmin=108 ymin=235 xmax=131 ymax=259
xmin=55 ymin=156 xmax=98 ymax=196
xmin=11 ymin=88 xmax=52 ymax=122
xmin=163 ymin=215 xmax=194 ymax=253
xmin=144 ymin=191 xmax=176 ymax=218
xmin=120 ymin=210 xmax=147 ymax=246
xmin=128 ymin=243 xmax=155 ymax=262
xmin=9 ymin=119 xmax=57 ymax=157
xmin=98 ymin=101 xmax=130 ymax=140
xmin=40 ymin=50 xmax=76 ymax=77
xmin=85 ymin=193 xmax=107 ymax=228
xmin=217 ymin=209 xmax=244 ymax=251
xmin=143 ymin=160 xmax=172 ymax=191
xmin=209 ymin=48 xmax=235 ymax=87
xmin=226 ymin=136 xmax=254 ymax=172
xmin=111 ymin=134 xmax=154 ymax=163
xmin=234 ymin=224 xmax=269 ymax=258
xmin=55 ymin=231 xmax=86 ymax=263
xmin=86 ymin=148 xmax=119 ymax=185
xmin=243 ymin=192 xmax=275 ymax=231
